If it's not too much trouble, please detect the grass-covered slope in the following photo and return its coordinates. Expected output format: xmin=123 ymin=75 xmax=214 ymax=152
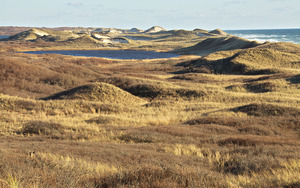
xmin=43 ymin=82 xmax=145 ymax=105
xmin=175 ymin=36 xmax=261 ymax=56
xmin=178 ymin=42 xmax=300 ymax=75
xmin=234 ymin=103 xmax=300 ymax=117
xmin=8 ymin=28 xmax=80 ymax=41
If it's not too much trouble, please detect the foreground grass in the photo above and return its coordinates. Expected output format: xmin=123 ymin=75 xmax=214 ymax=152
xmin=1 ymin=86 xmax=299 ymax=187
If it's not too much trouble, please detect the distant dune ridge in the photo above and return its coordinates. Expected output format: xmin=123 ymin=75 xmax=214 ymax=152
xmin=144 ymin=26 xmax=166 ymax=33
xmin=3 ymin=26 xmax=236 ymax=50
xmin=127 ymin=28 xmax=144 ymax=33
xmin=6 ymin=27 xmax=131 ymax=46
xmin=8 ymin=28 xmax=50 ymax=41
xmin=8 ymin=28 xmax=82 ymax=42
xmin=209 ymin=29 xmax=228 ymax=35
xmin=65 ymin=35 xmax=104 ymax=47
xmin=2 ymin=27 xmax=233 ymax=45
xmin=168 ymin=30 xmax=197 ymax=37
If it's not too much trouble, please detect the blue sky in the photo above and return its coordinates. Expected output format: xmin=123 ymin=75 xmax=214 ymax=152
xmin=1 ymin=0 xmax=300 ymax=30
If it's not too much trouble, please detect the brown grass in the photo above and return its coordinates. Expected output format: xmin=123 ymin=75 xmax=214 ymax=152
xmin=0 ymin=32 xmax=299 ymax=187
xmin=177 ymin=43 xmax=300 ymax=75
xmin=19 ymin=121 xmax=64 ymax=137
xmin=42 ymin=82 xmax=146 ymax=105
xmin=175 ymin=36 xmax=260 ymax=56
xmin=234 ymin=103 xmax=300 ymax=117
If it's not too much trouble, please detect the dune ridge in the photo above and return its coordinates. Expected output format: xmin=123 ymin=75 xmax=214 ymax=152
xmin=42 ymin=82 xmax=145 ymax=105
xmin=177 ymin=40 xmax=300 ymax=75
xmin=174 ymin=36 xmax=261 ymax=56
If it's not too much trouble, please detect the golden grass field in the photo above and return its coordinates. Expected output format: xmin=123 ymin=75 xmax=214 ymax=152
xmin=0 ymin=28 xmax=299 ymax=187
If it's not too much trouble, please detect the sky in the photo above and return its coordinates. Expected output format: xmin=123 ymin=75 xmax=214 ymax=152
xmin=1 ymin=0 xmax=300 ymax=30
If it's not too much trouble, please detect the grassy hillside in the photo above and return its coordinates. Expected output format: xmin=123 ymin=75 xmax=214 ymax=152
xmin=43 ymin=82 xmax=146 ymax=105
xmin=0 ymin=31 xmax=299 ymax=187
xmin=174 ymin=36 xmax=261 ymax=56
xmin=177 ymin=41 xmax=300 ymax=75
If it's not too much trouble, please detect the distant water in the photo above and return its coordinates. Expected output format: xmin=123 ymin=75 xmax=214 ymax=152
xmin=23 ymin=50 xmax=179 ymax=59
xmin=0 ymin=35 xmax=10 ymax=39
xmin=225 ymin=29 xmax=300 ymax=44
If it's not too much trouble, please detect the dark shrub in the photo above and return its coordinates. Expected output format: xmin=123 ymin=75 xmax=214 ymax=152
xmin=20 ymin=121 xmax=63 ymax=136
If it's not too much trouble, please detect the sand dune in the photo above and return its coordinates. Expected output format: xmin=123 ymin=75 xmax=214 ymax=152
xmin=42 ymin=82 xmax=145 ymax=105
xmin=177 ymin=41 xmax=300 ymax=75
xmin=209 ymin=28 xmax=228 ymax=35
xmin=8 ymin=29 xmax=49 ymax=41
xmin=144 ymin=26 xmax=166 ymax=33
xmin=174 ymin=36 xmax=261 ymax=56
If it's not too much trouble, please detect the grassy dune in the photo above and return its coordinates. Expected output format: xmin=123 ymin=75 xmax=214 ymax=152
xmin=174 ymin=36 xmax=261 ymax=56
xmin=0 ymin=30 xmax=300 ymax=187
xmin=178 ymin=41 xmax=300 ymax=75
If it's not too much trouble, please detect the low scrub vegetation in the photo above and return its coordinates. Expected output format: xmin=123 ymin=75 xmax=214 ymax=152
xmin=0 ymin=32 xmax=299 ymax=187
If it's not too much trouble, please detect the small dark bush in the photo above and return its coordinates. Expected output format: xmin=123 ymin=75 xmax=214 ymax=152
xmin=186 ymin=116 xmax=243 ymax=127
xmin=245 ymin=82 xmax=276 ymax=93
xmin=118 ymin=133 xmax=153 ymax=143
xmin=86 ymin=165 xmax=186 ymax=188
xmin=287 ymin=74 xmax=300 ymax=84
xmin=220 ymin=155 xmax=275 ymax=175
xmin=20 ymin=121 xmax=63 ymax=136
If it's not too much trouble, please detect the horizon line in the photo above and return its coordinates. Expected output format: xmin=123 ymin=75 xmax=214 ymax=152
xmin=1 ymin=25 xmax=300 ymax=31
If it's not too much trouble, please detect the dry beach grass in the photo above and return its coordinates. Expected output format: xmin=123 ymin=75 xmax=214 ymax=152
xmin=0 ymin=28 xmax=299 ymax=187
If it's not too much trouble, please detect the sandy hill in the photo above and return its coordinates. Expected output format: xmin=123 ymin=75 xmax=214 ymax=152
xmin=228 ymin=48 xmax=300 ymax=69
xmin=175 ymin=36 xmax=261 ymax=56
xmin=91 ymin=33 xmax=110 ymax=39
xmin=234 ymin=103 xmax=300 ymax=117
xmin=168 ymin=30 xmax=196 ymax=37
xmin=178 ymin=42 xmax=300 ymax=75
xmin=93 ymin=28 xmax=122 ymax=35
xmin=91 ymin=33 xmax=129 ymax=44
xmin=0 ymin=26 xmax=33 ymax=35
xmin=9 ymin=28 xmax=50 ymax=41
xmin=209 ymin=29 xmax=228 ymax=35
xmin=144 ymin=26 xmax=166 ymax=33
xmin=0 ymin=26 xmax=96 ymax=35
xmin=8 ymin=28 xmax=83 ymax=42
xmin=193 ymin=28 xmax=209 ymax=33
xmin=257 ymin=42 xmax=300 ymax=55
xmin=64 ymin=35 xmax=103 ymax=46
xmin=193 ymin=29 xmax=213 ymax=36
xmin=127 ymin=28 xmax=144 ymax=33
xmin=42 ymin=82 xmax=145 ymax=105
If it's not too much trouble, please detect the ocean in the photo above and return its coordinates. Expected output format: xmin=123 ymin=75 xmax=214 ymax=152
xmin=225 ymin=29 xmax=300 ymax=44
